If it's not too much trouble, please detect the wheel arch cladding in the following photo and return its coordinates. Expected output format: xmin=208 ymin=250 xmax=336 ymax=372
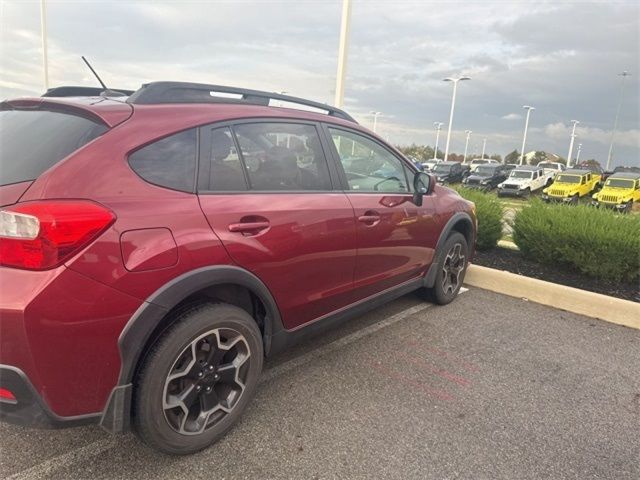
xmin=117 ymin=266 xmax=283 ymax=387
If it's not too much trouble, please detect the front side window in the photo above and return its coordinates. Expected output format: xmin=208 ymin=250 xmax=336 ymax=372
xmin=329 ymin=128 xmax=409 ymax=193
xmin=234 ymin=123 xmax=331 ymax=191
xmin=129 ymin=129 xmax=197 ymax=192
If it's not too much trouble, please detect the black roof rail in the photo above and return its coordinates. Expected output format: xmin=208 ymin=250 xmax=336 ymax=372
xmin=42 ymin=86 xmax=134 ymax=98
xmin=126 ymin=81 xmax=357 ymax=123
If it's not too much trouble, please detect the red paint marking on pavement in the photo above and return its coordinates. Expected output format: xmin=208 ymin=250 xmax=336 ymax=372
xmin=396 ymin=351 xmax=470 ymax=386
xmin=367 ymin=360 xmax=455 ymax=402
xmin=408 ymin=340 xmax=480 ymax=373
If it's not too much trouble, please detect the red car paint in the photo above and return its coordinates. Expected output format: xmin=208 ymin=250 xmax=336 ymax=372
xmin=0 ymin=94 xmax=475 ymax=421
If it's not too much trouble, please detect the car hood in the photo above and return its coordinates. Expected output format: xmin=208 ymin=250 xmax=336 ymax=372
xmin=503 ymin=177 xmax=530 ymax=185
xmin=0 ymin=180 xmax=33 ymax=207
xmin=467 ymin=174 xmax=491 ymax=182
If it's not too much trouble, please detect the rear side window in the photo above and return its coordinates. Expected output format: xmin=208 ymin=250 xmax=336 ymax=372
xmin=233 ymin=123 xmax=332 ymax=191
xmin=129 ymin=129 xmax=197 ymax=192
xmin=0 ymin=109 xmax=108 ymax=186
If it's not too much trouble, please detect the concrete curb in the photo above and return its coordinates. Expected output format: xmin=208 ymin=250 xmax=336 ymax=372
xmin=464 ymin=264 xmax=640 ymax=330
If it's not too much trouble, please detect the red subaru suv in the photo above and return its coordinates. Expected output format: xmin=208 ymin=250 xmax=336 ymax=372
xmin=0 ymin=82 xmax=475 ymax=454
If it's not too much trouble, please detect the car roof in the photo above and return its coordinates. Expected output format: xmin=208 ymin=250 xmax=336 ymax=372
xmin=513 ymin=166 xmax=538 ymax=171
xmin=564 ymin=169 xmax=590 ymax=175
xmin=609 ymin=172 xmax=640 ymax=180
xmin=437 ymin=161 xmax=459 ymax=166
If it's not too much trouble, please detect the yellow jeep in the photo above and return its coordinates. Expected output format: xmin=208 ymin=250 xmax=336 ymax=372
xmin=591 ymin=172 xmax=640 ymax=213
xmin=542 ymin=168 xmax=602 ymax=204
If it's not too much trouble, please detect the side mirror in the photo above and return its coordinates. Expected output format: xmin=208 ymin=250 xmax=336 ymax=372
xmin=413 ymin=172 xmax=433 ymax=206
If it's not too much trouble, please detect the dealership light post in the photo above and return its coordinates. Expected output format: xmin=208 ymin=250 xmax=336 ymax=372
xmin=40 ymin=0 xmax=49 ymax=90
xmin=443 ymin=76 xmax=471 ymax=162
xmin=606 ymin=71 xmax=631 ymax=170
xmin=334 ymin=0 xmax=352 ymax=108
xmin=463 ymin=130 xmax=472 ymax=163
xmin=370 ymin=111 xmax=381 ymax=133
xmin=433 ymin=122 xmax=444 ymax=160
xmin=481 ymin=137 xmax=487 ymax=159
xmin=519 ymin=105 xmax=535 ymax=165
xmin=576 ymin=143 xmax=582 ymax=164
xmin=566 ymin=120 xmax=579 ymax=168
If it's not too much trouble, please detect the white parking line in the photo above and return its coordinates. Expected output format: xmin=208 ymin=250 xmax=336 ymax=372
xmin=7 ymin=292 xmax=467 ymax=479
xmin=6 ymin=439 xmax=116 ymax=480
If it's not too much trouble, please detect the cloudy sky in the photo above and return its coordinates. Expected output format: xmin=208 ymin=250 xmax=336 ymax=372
xmin=1 ymin=0 xmax=638 ymax=166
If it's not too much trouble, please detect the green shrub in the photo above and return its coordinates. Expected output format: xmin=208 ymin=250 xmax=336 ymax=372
xmin=453 ymin=187 xmax=503 ymax=250
xmin=513 ymin=200 xmax=640 ymax=282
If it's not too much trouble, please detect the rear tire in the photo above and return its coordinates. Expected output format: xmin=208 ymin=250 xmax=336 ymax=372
xmin=133 ymin=303 xmax=263 ymax=455
xmin=421 ymin=232 xmax=469 ymax=305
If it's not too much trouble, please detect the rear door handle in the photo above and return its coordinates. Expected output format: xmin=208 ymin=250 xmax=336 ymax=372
xmin=228 ymin=221 xmax=270 ymax=234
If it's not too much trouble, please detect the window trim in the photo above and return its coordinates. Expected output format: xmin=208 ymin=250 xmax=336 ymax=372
xmin=321 ymin=123 xmax=416 ymax=194
xmin=197 ymin=118 xmax=341 ymax=195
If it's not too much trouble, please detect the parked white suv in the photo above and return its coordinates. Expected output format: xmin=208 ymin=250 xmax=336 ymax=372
xmin=497 ymin=166 xmax=555 ymax=197
xmin=468 ymin=158 xmax=499 ymax=173
xmin=537 ymin=161 xmax=566 ymax=177
xmin=421 ymin=159 xmax=441 ymax=171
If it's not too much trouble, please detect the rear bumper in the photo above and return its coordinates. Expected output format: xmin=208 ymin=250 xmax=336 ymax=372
xmin=0 ymin=365 xmax=99 ymax=429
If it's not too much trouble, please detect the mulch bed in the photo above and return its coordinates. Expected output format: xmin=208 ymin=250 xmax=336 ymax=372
xmin=472 ymin=247 xmax=639 ymax=303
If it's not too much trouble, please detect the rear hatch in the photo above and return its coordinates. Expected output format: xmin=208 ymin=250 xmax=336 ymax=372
xmin=0 ymin=104 xmax=111 ymax=206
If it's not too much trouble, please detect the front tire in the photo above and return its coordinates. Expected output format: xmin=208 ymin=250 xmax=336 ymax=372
xmin=134 ymin=303 xmax=263 ymax=455
xmin=422 ymin=232 xmax=469 ymax=305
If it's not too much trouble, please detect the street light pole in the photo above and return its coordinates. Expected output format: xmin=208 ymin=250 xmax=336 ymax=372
xmin=566 ymin=120 xmax=579 ymax=168
xmin=463 ymin=130 xmax=472 ymax=163
xmin=481 ymin=138 xmax=487 ymax=159
xmin=576 ymin=143 xmax=582 ymax=164
xmin=334 ymin=0 xmax=352 ymax=108
xmin=40 ymin=0 xmax=49 ymax=91
xmin=606 ymin=71 xmax=631 ymax=170
xmin=370 ymin=111 xmax=381 ymax=133
xmin=443 ymin=76 xmax=471 ymax=162
xmin=433 ymin=122 xmax=443 ymax=160
xmin=519 ymin=105 xmax=535 ymax=165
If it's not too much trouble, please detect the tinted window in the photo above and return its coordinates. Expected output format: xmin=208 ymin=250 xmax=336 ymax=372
xmin=234 ymin=123 xmax=331 ymax=191
xmin=129 ymin=129 xmax=197 ymax=192
xmin=0 ymin=109 xmax=108 ymax=186
xmin=206 ymin=127 xmax=247 ymax=191
xmin=329 ymin=128 xmax=409 ymax=192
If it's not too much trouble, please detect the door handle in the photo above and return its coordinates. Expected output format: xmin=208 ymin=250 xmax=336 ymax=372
xmin=358 ymin=212 xmax=381 ymax=226
xmin=228 ymin=221 xmax=270 ymax=234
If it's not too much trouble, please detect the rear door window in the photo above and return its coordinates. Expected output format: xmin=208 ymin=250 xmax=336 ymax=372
xmin=0 ymin=108 xmax=108 ymax=186
xmin=233 ymin=123 xmax=332 ymax=191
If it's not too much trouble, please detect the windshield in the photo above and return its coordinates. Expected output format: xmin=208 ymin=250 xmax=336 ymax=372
xmin=471 ymin=160 xmax=488 ymax=165
xmin=509 ymin=170 xmax=532 ymax=179
xmin=433 ymin=165 xmax=451 ymax=173
xmin=475 ymin=166 xmax=496 ymax=176
xmin=556 ymin=174 xmax=581 ymax=184
xmin=0 ymin=108 xmax=107 ymax=186
xmin=605 ymin=179 xmax=635 ymax=189
xmin=538 ymin=163 xmax=556 ymax=169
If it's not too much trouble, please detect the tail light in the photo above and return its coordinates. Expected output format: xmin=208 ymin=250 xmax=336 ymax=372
xmin=0 ymin=200 xmax=115 ymax=270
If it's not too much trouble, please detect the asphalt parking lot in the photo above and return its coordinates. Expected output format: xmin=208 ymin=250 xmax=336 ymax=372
xmin=2 ymin=288 xmax=639 ymax=480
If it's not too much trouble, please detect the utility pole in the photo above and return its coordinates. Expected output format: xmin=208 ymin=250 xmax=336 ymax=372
xmin=443 ymin=76 xmax=471 ymax=162
xmin=433 ymin=122 xmax=443 ymax=160
xmin=606 ymin=71 xmax=631 ymax=170
xmin=463 ymin=130 xmax=472 ymax=163
xmin=519 ymin=105 xmax=535 ymax=165
xmin=334 ymin=0 xmax=352 ymax=108
xmin=576 ymin=143 xmax=582 ymax=164
xmin=40 ymin=0 xmax=49 ymax=91
xmin=370 ymin=111 xmax=381 ymax=133
xmin=566 ymin=120 xmax=579 ymax=168
xmin=481 ymin=138 xmax=487 ymax=159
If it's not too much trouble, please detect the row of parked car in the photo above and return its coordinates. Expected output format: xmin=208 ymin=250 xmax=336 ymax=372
xmin=420 ymin=159 xmax=640 ymax=213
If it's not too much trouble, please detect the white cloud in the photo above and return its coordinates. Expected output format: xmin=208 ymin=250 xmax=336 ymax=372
xmin=502 ymin=113 xmax=522 ymax=121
